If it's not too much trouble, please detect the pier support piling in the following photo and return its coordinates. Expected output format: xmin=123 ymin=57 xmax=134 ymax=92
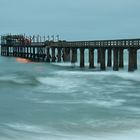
xmin=46 ymin=48 xmax=50 ymax=62
xmin=97 ymin=48 xmax=101 ymax=63
xmin=63 ymin=48 xmax=70 ymax=62
xmin=119 ymin=48 xmax=124 ymax=68
xmin=107 ymin=49 xmax=112 ymax=67
xmin=100 ymin=48 xmax=106 ymax=70
xmin=113 ymin=48 xmax=119 ymax=71
xmin=128 ymin=48 xmax=135 ymax=72
xmin=71 ymin=48 xmax=77 ymax=63
xmin=134 ymin=49 xmax=137 ymax=70
xmin=57 ymin=48 xmax=62 ymax=62
xmin=52 ymin=48 xmax=56 ymax=62
xmin=80 ymin=48 xmax=85 ymax=68
xmin=89 ymin=48 xmax=94 ymax=68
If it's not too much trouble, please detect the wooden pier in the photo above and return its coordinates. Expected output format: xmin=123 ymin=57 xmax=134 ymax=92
xmin=1 ymin=34 xmax=140 ymax=72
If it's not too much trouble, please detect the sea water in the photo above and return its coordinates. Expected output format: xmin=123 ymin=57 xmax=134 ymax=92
xmin=0 ymin=50 xmax=140 ymax=140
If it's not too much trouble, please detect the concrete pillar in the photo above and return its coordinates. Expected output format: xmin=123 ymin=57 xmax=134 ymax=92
xmin=9 ymin=47 xmax=11 ymax=56
xmin=134 ymin=49 xmax=137 ymax=70
xmin=1 ymin=46 xmax=3 ymax=56
xmin=113 ymin=48 xmax=119 ymax=71
xmin=19 ymin=47 xmax=21 ymax=57
xmin=30 ymin=47 xmax=32 ymax=59
xmin=107 ymin=49 xmax=112 ymax=67
xmin=71 ymin=48 xmax=77 ymax=63
xmin=13 ymin=47 xmax=15 ymax=57
xmin=23 ymin=47 xmax=26 ymax=58
xmin=52 ymin=48 xmax=56 ymax=62
xmin=7 ymin=46 xmax=9 ymax=56
xmin=97 ymin=48 xmax=101 ymax=63
xmin=3 ymin=47 xmax=5 ymax=56
xmin=57 ymin=48 xmax=61 ymax=62
xmin=33 ymin=47 xmax=36 ymax=61
xmin=27 ymin=47 xmax=29 ymax=58
xmin=22 ymin=47 xmax=24 ymax=57
xmin=15 ymin=47 xmax=18 ymax=57
xmin=89 ymin=48 xmax=94 ymax=68
xmin=119 ymin=48 xmax=124 ymax=68
xmin=63 ymin=48 xmax=70 ymax=62
xmin=128 ymin=48 xmax=135 ymax=72
xmin=20 ymin=47 xmax=23 ymax=57
xmin=16 ymin=47 xmax=18 ymax=57
xmin=100 ymin=48 xmax=106 ymax=70
xmin=36 ymin=47 xmax=40 ymax=61
xmin=80 ymin=48 xmax=85 ymax=68
xmin=46 ymin=48 xmax=50 ymax=62
xmin=42 ymin=47 xmax=46 ymax=62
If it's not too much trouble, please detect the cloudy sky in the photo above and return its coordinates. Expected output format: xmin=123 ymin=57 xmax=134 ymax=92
xmin=0 ymin=0 xmax=140 ymax=40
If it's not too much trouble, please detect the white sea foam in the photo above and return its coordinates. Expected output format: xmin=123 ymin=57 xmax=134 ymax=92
xmin=32 ymin=98 xmax=125 ymax=108
xmin=0 ymin=74 xmax=32 ymax=84
xmin=37 ymin=76 xmax=85 ymax=93
xmin=2 ymin=124 xmax=140 ymax=140
xmin=123 ymin=106 xmax=140 ymax=114
xmin=54 ymin=70 xmax=140 ymax=82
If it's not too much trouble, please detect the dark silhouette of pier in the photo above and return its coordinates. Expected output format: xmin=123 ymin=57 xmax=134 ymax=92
xmin=0 ymin=34 xmax=139 ymax=72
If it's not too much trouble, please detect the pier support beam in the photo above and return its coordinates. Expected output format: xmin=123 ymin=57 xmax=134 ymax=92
xmin=107 ymin=49 xmax=112 ymax=67
xmin=134 ymin=49 xmax=137 ymax=70
xmin=80 ymin=48 xmax=85 ymax=68
xmin=33 ymin=47 xmax=36 ymax=61
xmin=26 ymin=47 xmax=29 ymax=58
xmin=16 ymin=47 xmax=18 ymax=57
xmin=52 ymin=48 xmax=56 ymax=62
xmin=42 ymin=47 xmax=46 ymax=62
xmin=7 ymin=46 xmax=9 ymax=56
xmin=46 ymin=48 xmax=50 ymax=62
xmin=71 ymin=48 xmax=77 ymax=63
xmin=89 ymin=48 xmax=94 ymax=68
xmin=37 ymin=47 xmax=40 ymax=62
xmin=63 ymin=48 xmax=70 ymax=62
xmin=128 ymin=48 xmax=135 ymax=72
xmin=97 ymin=48 xmax=101 ymax=63
xmin=119 ymin=48 xmax=124 ymax=68
xmin=57 ymin=48 xmax=61 ymax=62
xmin=30 ymin=47 xmax=32 ymax=59
xmin=113 ymin=48 xmax=119 ymax=71
xmin=100 ymin=48 xmax=106 ymax=70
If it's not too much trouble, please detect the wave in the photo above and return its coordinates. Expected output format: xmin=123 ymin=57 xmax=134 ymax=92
xmin=31 ymin=98 xmax=125 ymax=108
xmin=2 ymin=122 xmax=140 ymax=140
xmin=0 ymin=74 xmax=38 ymax=86
xmin=54 ymin=70 xmax=140 ymax=82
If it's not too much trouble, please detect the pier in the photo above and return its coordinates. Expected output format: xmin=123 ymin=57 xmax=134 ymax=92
xmin=1 ymin=34 xmax=140 ymax=72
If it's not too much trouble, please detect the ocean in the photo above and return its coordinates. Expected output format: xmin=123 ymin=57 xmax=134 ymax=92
xmin=0 ymin=50 xmax=140 ymax=140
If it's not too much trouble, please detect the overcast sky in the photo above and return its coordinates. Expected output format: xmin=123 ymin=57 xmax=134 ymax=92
xmin=0 ymin=0 xmax=140 ymax=40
